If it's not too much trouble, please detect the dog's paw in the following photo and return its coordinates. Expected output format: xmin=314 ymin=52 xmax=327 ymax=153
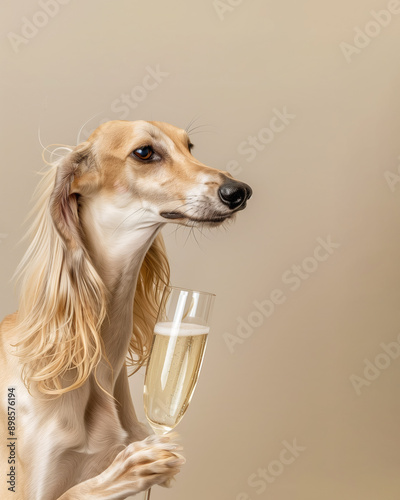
xmin=102 ymin=433 xmax=185 ymax=495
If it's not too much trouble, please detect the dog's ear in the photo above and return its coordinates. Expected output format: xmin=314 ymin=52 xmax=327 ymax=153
xmin=14 ymin=141 xmax=106 ymax=396
xmin=50 ymin=142 xmax=95 ymax=251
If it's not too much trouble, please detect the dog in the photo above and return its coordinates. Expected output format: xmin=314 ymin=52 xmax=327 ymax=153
xmin=0 ymin=120 xmax=252 ymax=499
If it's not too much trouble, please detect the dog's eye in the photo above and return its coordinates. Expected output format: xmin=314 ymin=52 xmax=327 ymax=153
xmin=188 ymin=142 xmax=194 ymax=153
xmin=133 ymin=146 xmax=154 ymax=160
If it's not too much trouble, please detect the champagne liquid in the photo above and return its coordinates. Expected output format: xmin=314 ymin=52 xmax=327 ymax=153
xmin=144 ymin=322 xmax=209 ymax=434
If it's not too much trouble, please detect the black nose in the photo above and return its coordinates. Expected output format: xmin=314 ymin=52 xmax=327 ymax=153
xmin=218 ymin=181 xmax=252 ymax=210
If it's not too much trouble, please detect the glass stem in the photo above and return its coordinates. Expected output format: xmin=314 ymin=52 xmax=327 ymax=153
xmin=144 ymin=487 xmax=152 ymax=500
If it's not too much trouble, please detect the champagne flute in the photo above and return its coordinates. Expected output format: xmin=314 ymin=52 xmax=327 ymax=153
xmin=143 ymin=285 xmax=215 ymax=499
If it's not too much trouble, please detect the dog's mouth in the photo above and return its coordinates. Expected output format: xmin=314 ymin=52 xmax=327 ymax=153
xmin=160 ymin=211 xmax=233 ymax=224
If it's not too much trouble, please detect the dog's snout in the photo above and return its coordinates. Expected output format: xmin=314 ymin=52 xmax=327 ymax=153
xmin=218 ymin=181 xmax=252 ymax=210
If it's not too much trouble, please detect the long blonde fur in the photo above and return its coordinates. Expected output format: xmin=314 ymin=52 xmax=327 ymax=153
xmin=12 ymin=150 xmax=169 ymax=396
xmin=128 ymin=233 xmax=170 ymax=374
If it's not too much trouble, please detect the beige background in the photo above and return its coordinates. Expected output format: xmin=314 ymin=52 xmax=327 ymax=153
xmin=1 ymin=1 xmax=400 ymax=499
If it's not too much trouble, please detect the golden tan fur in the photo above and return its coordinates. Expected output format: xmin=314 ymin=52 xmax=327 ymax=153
xmin=0 ymin=120 xmax=251 ymax=499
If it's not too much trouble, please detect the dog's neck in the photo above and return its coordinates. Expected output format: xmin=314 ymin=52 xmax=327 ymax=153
xmin=80 ymin=195 xmax=163 ymax=384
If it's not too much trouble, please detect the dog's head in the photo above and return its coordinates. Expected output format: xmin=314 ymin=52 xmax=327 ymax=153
xmin=16 ymin=120 xmax=253 ymax=396
xmin=62 ymin=120 xmax=252 ymax=232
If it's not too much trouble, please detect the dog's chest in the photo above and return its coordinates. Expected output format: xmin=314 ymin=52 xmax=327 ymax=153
xmin=31 ymin=386 xmax=127 ymax=453
xmin=18 ymin=383 xmax=129 ymax=499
